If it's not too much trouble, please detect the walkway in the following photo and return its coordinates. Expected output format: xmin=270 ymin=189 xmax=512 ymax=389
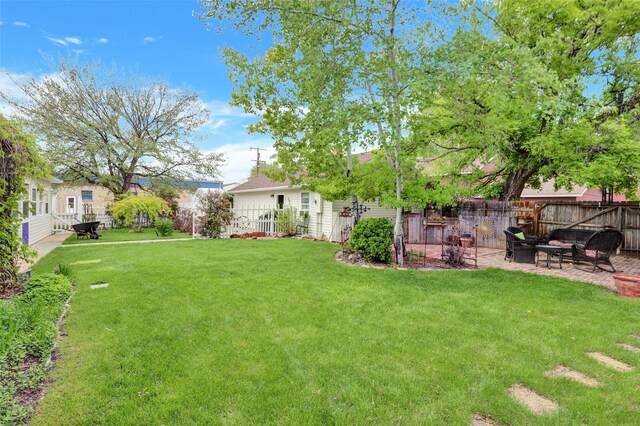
xmin=18 ymin=232 xmax=71 ymax=273
xmin=406 ymin=243 xmax=640 ymax=291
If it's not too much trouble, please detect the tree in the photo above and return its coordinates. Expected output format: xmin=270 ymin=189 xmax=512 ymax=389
xmin=248 ymin=161 xmax=279 ymax=179
xmin=421 ymin=0 xmax=640 ymax=200
xmin=110 ymin=195 xmax=169 ymax=232
xmin=1 ymin=60 xmax=224 ymax=199
xmin=200 ymin=0 xmax=441 ymax=265
xmin=0 ymin=115 xmax=49 ymax=292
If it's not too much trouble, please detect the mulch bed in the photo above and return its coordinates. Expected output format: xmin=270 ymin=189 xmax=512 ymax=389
xmin=335 ymin=251 xmax=472 ymax=270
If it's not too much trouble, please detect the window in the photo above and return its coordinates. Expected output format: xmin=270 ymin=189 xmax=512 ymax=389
xmin=81 ymin=190 xmax=94 ymax=202
xmin=38 ymin=191 xmax=44 ymax=215
xmin=276 ymin=194 xmax=285 ymax=210
xmin=31 ymin=187 xmax=37 ymax=216
xmin=301 ymin=192 xmax=310 ymax=214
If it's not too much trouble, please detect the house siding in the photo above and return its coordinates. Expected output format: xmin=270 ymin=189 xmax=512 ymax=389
xmin=22 ymin=176 xmax=56 ymax=245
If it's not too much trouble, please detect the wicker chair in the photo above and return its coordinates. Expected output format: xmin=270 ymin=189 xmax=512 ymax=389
xmin=572 ymin=229 xmax=623 ymax=272
xmin=504 ymin=229 xmax=537 ymax=263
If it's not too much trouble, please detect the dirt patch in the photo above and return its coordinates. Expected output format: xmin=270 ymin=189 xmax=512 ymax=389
xmin=470 ymin=414 xmax=501 ymax=426
xmin=587 ymin=352 xmax=633 ymax=372
xmin=630 ymin=334 xmax=640 ymax=341
xmin=508 ymin=384 xmax=558 ymax=415
xmin=616 ymin=343 xmax=640 ymax=353
xmin=544 ymin=365 xmax=599 ymax=386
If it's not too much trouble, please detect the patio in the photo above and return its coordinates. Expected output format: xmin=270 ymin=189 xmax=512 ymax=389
xmin=405 ymin=243 xmax=640 ymax=291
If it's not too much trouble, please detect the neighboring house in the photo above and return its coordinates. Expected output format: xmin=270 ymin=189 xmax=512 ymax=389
xmin=54 ymin=180 xmax=224 ymax=215
xmin=20 ymin=175 xmax=63 ymax=245
xmin=519 ymin=180 xmax=629 ymax=202
xmin=229 ymin=175 xmax=395 ymax=242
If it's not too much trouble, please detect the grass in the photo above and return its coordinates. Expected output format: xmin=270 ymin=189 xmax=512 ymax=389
xmin=31 ymin=239 xmax=640 ymax=424
xmin=62 ymin=227 xmax=191 ymax=245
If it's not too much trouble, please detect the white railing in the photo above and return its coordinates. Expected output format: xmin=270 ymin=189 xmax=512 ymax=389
xmin=52 ymin=213 xmax=80 ymax=231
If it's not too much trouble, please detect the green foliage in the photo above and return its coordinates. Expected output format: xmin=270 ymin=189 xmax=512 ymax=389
xmin=0 ymin=273 xmax=72 ymax=423
xmin=422 ymin=0 xmax=640 ymax=199
xmin=348 ymin=218 xmax=394 ymax=264
xmin=0 ymin=115 xmax=50 ymax=291
xmin=149 ymin=184 xmax=180 ymax=213
xmin=155 ymin=218 xmax=175 ymax=237
xmin=54 ymin=263 xmax=74 ymax=278
xmin=274 ymin=206 xmax=298 ymax=236
xmin=111 ymin=195 xmax=169 ymax=229
xmin=198 ymin=191 xmax=233 ymax=238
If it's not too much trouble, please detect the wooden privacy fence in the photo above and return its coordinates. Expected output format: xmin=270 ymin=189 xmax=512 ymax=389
xmin=403 ymin=201 xmax=640 ymax=253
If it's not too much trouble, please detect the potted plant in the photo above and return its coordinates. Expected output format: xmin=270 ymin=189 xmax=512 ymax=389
xmin=613 ymin=274 xmax=640 ymax=298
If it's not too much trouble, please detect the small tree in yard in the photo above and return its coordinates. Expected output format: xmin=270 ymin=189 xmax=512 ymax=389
xmin=198 ymin=192 xmax=233 ymax=238
xmin=0 ymin=116 xmax=48 ymax=293
xmin=110 ymin=195 xmax=169 ymax=232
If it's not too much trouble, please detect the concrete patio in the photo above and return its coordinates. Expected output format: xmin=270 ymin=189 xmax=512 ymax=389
xmin=406 ymin=243 xmax=640 ymax=291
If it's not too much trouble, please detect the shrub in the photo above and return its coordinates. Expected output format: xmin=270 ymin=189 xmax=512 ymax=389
xmin=155 ymin=218 xmax=174 ymax=237
xmin=54 ymin=263 xmax=73 ymax=278
xmin=348 ymin=218 xmax=394 ymax=264
xmin=198 ymin=192 xmax=233 ymax=238
xmin=275 ymin=206 xmax=298 ymax=236
xmin=175 ymin=207 xmax=200 ymax=234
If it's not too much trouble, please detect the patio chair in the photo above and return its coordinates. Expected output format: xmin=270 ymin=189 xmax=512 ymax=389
xmin=296 ymin=213 xmax=310 ymax=235
xmin=572 ymin=229 xmax=623 ymax=272
xmin=504 ymin=229 xmax=536 ymax=263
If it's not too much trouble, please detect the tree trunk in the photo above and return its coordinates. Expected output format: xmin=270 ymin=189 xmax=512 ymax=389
xmin=498 ymin=166 xmax=539 ymax=200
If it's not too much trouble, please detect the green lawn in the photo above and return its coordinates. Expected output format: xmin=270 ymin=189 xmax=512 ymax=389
xmin=31 ymin=239 xmax=640 ymax=424
xmin=62 ymin=227 xmax=191 ymax=245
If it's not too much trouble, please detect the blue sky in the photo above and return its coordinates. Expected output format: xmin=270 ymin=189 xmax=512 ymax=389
xmin=0 ymin=0 xmax=275 ymax=183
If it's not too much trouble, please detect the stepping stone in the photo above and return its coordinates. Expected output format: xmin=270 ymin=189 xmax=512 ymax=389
xmin=470 ymin=414 xmax=500 ymax=426
xmin=544 ymin=365 xmax=599 ymax=386
xmin=631 ymin=334 xmax=640 ymax=340
xmin=617 ymin=343 xmax=640 ymax=353
xmin=587 ymin=352 xmax=633 ymax=372
xmin=508 ymin=384 xmax=558 ymax=415
xmin=71 ymin=259 xmax=102 ymax=265
xmin=90 ymin=282 xmax=109 ymax=289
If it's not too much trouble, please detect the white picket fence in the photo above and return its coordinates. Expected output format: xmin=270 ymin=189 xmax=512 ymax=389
xmin=222 ymin=204 xmax=305 ymax=237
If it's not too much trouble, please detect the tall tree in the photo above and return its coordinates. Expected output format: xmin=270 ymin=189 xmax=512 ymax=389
xmin=421 ymin=0 xmax=640 ymax=200
xmin=200 ymin=0 xmax=441 ymax=265
xmin=1 ymin=61 xmax=224 ymax=199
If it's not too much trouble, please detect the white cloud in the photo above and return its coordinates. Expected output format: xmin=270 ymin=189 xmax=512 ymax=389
xmin=65 ymin=36 xmax=82 ymax=45
xmin=142 ymin=36 xmax=158 ymax=44
xmin=13 ymin=21 xmax=30 ymax=27
xmin=209 ymin=140 xmax=276 ymax=184
xmin=202 ymin=99 xmax=254 ymax=118
xmin=97 ymin=38 xmax=109 ymax=44
xmin=45 ymin=36 xmax=67 ymax=46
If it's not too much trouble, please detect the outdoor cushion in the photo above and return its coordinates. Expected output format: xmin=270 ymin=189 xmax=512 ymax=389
xmin=585 ymin=249 xmax=608 ymax=259
xmin=514 ymin=232 xmax=525 ymax=240
xmin=549 ymin=240 xmax=573 ymax=247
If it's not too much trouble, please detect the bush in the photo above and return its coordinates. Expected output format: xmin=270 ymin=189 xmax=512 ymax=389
xmin=348 ymin=218 xmax=394 ymax=264
xmin=275 ymin=206 xmax=298 ymax=236
xmin=0 ymin=273 xmax=73 ymax=423
xmin=155 ymin=218 xmax=174 ymax=237
xmin=198 ymin=192 xmax=233 ymax=238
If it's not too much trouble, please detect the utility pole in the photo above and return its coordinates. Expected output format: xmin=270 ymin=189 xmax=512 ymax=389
xmin=250 ymin=147 xmax=267 ymax=177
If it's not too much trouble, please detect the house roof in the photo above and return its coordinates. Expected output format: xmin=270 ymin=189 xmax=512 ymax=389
xmin=520 ymin=180 xmax=588 ymax=198
xmin=229 ymin=175 xmax=293 ymax=193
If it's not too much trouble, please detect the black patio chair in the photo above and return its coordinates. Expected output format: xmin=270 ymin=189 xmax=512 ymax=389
xmin=296 ymin=213 xmax=310 ymax=235
xmin=572 ymin=229 xmax=623 ymax=272
xmin=504 ymin=229 xmax=536 ymax=263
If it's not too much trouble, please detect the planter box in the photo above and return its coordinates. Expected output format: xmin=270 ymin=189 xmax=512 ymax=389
xmin=613 ymin=274 xmax=640 ymax=298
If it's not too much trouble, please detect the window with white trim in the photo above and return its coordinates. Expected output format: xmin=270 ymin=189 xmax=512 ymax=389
xmin=300 ymin=192 xmax=310 ymax=214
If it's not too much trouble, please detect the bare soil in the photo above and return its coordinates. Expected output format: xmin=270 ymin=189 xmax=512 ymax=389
xmin=508 ymin=384 xmax=559 ymax=415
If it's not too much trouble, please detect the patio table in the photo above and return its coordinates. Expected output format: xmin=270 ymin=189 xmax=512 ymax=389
xmin=535 ymin=244 xmax=573 ymax=270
